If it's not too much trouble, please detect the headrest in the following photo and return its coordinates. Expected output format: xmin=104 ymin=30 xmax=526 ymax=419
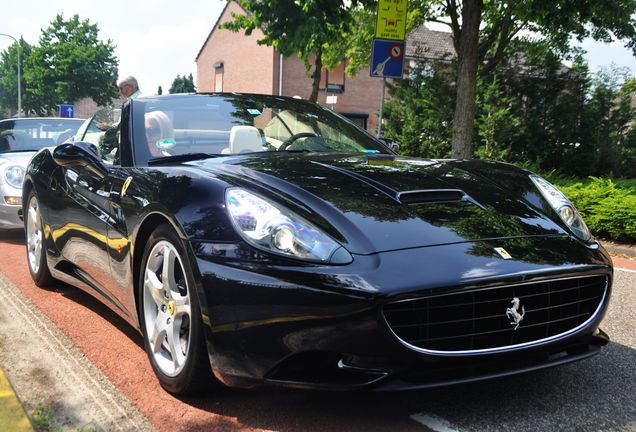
xmin=229 ymin=126 xmax=263 ymax=154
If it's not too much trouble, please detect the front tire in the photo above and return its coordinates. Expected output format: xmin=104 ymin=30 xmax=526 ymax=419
xmin=138 ymin=224 xmax=212 ymax=394
xmin=25 ymin=191 xmax=53 ymax=287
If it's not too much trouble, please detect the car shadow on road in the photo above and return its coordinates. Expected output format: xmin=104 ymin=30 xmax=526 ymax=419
xmin=0 ymin=229 xmax=25 ymax=246
xmin=177 ymin=341 xmax=636 ymax=432
xmin=54 ymin=285 xmax=144 ymax=349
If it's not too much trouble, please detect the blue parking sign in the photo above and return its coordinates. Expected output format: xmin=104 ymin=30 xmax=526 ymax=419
xmin=370 ymin=39 xmax=405 ymax=78
xmin=59 ymin=104 xmax=74 ymax=118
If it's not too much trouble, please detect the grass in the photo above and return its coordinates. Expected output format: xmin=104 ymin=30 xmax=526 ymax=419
xmin=29 ymin=402 xmax=98 ymax=432
xmin=30 ymin=403 xmax=54 ymax=431
xmin=0 ymin=334 xmax=6 ymax=348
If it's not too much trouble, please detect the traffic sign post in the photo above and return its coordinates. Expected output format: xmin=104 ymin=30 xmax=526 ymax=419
xmin=58 ymin=104 xmax=74 ymax=118
xmin=371 ymin=0 xmax=408 ymax=137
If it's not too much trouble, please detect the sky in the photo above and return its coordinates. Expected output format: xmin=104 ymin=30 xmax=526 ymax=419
xmin=0 ymin=0 xmax=227 ymax=94
xmin=1 ymin=0 xmax=635 ymax=96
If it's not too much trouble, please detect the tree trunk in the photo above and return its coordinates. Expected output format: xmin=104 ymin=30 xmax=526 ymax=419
xmin=309 ymin=47 xmax=323 ymax=102
xmin=451 ymin=0 xmax=483 ymax=159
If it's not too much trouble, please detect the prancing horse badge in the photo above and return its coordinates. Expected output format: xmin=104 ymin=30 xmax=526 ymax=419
xmin=494 ymin=247 xmax=512 ymax=259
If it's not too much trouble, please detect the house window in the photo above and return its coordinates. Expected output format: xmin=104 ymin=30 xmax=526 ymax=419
xmin=319 ymin=62 xmax=346 ymax=93
xmin=341 ymin=113 xmax=368 ymax=130
xmin=214 ymin=63 xmax=224 ymax=92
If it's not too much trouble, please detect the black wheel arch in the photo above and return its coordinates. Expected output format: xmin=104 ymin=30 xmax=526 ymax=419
xmin=131 ymin=212 xmax=210 ymax=336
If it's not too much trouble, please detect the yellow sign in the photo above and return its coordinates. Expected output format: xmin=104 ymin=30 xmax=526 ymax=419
xmin=375 ymin=0 xmax=408 ymax=41
xmin=494 ymin=247 xmax=513 ymax=260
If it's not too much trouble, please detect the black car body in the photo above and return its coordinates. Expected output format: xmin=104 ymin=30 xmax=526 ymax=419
xmin=23 ymin=94 xmax=612 ymax=394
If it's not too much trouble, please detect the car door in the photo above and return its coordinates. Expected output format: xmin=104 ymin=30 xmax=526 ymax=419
xmin=49 ymin=108 xmax=127 ymax=312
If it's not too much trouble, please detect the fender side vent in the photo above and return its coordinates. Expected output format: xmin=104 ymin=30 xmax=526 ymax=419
xmin=398 ymin=189 xmax=465 ymax=205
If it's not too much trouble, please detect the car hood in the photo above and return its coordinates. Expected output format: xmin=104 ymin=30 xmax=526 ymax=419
xmin=0 ymin=152 xmax=34 ymax=167
xmin=190 ymin=153 xmax=567 ymax=254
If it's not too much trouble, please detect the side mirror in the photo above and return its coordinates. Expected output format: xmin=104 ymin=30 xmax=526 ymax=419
xmin=53 ymin=142 xmax=108 ymax=179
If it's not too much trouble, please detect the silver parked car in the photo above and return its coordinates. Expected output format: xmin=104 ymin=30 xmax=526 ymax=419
xmin=0 ymin=117 xmax=84 ymax=229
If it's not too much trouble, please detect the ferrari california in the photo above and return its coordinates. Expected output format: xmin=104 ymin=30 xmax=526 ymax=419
xmin=23 ymin=93 xmax=612 ymax=394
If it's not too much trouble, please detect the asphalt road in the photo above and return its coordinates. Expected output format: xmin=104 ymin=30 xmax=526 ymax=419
xmin=0 ymin=229 xmax=634 ymax=432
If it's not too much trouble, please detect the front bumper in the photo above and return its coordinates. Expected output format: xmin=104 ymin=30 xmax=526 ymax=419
xmin=0 ymin=199 xmax=23 ymax=229
xmin=192 ymin=235 xmax=612 ymax=390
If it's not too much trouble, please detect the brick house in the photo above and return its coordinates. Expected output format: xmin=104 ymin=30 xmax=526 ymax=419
xmin=195 ymin=1 xmax=457 ymax=133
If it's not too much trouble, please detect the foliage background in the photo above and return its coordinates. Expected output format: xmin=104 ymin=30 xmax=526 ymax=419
xmin=554 ymin=177 xmax=636 ymax=242
xmin=383 ymin=39 xmax=636 ymax=179
xmin=0 ymin=14 xmax=118 ymax=116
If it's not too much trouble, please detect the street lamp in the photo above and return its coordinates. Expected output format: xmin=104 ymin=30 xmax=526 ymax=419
xmin=0 ymin=33 xmax=21 ymax=117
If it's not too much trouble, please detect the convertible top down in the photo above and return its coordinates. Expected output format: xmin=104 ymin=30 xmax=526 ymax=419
xmin=23 ymin=93 xmax=611 ymax=394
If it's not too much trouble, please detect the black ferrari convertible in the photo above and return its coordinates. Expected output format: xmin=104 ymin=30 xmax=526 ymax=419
xmin=23 ymin=93 xmax=612 ymax=394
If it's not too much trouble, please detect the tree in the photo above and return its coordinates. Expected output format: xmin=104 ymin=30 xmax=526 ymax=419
xmin=383 ymin=60 xmax=455 ymax=158
xmin=426 ymin=0 xmax=636 ymax=158
xmin=382 ymin=38 xmax=636 ymax=178
xmin=0 ymin=38 xmax=32 ymax=116
xmin=168 ymin=73 xmax=196 ymax=93
xmin=221 ymin=0 xmax=360 ymax=102
xmin=24 ymin=14 xmax=118 ymax=115
xmin=474 ymin=74 xmax=519 ymax=161
xmin=342 ymin=0 xmax=636 ymax=158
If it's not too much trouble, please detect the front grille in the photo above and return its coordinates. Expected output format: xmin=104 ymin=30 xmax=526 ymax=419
xmin=383 ymin=275 xmax=607 ymax=353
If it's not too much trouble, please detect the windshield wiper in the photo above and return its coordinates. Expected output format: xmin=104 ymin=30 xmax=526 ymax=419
xmin=148 ymin=153 xmax=220 ymax=165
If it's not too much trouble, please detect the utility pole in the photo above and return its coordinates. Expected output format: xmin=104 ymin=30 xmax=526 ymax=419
xmin=377 ymin=78 xmax=386 ymax=137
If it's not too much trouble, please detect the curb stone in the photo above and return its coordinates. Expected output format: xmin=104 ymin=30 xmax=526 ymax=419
xmin=0 ymin=272 xmax=155 ymax=432
xmin=599 ymin=240 xmax=636 ymax=260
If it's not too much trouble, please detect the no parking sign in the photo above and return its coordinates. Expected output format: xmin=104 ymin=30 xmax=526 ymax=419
xmin=370 ymin=39 xmax=405 ymax=78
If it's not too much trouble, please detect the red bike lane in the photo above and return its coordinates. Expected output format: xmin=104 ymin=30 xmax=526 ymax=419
xmin=0 ymin=231 xmax=430 ymax=432
xmin=612 ymin=256 xmax=636 ymax=272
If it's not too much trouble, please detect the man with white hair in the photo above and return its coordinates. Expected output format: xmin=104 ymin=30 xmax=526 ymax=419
xmin=117 ymin=75 xmax=141 ymax=99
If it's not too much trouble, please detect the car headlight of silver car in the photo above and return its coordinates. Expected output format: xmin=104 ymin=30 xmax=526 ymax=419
xmin=226 ymin=188 xmax=352 ymax=264
xmin=530 ymin=175 xmax=592 ymax=242
xmin=3 ymin=165 xmax=25 ymax=189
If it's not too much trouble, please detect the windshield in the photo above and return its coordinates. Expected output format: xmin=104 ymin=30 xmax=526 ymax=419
xmin=132 ymin=94 xmax=390 ymax=164
xmin=0 ymin=118 xmax=84 ymax=154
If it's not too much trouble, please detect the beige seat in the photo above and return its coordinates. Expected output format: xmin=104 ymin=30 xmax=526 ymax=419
xmin=228 ymin=125 xmax=264 ymax=154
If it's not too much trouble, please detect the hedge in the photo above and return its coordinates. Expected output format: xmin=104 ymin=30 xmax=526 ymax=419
xmin=553 ymin=177 xmax=636 ymax=243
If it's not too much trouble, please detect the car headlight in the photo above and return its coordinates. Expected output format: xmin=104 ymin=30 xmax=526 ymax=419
xmin=4 ymin=165 xmax=25 ymax=189
xmin=226 ymin=188 xmax=352 ymax=264
xmin=530 ymin=175 xmax=592 ymax=242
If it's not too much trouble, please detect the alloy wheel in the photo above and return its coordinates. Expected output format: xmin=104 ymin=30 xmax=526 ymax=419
xmin=142 ymin=240 xmax=192 ymax=377
xmin=26 ymin=196 xmax=43 ymax=274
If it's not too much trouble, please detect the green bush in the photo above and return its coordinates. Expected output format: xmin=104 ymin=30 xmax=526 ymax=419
xmin=554 ymin=177 xmax=636 ymax=242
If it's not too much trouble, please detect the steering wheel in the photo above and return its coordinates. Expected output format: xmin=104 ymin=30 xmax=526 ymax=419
xmin=279 ymin=132 xmax=321 ymax=150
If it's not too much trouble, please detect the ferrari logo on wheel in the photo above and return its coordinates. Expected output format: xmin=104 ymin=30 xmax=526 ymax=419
xmin=167 ymin=300 xmax=175 ymax=316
